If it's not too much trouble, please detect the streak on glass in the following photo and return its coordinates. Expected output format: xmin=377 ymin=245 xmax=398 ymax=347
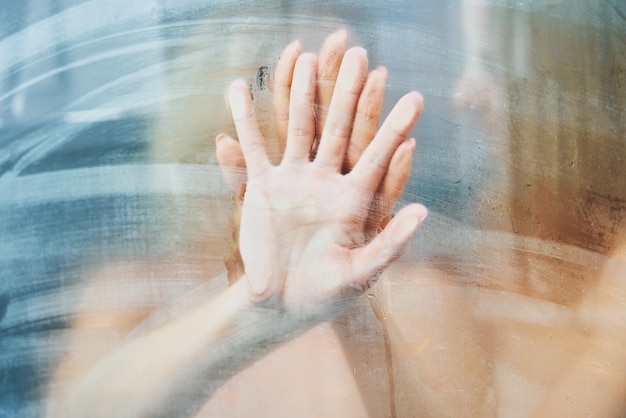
xmin=0 ymin=1 xmax=624 ymax=416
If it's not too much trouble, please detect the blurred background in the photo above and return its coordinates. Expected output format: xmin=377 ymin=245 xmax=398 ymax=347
xmin=1 ymin=0 xmax=624 ymax=416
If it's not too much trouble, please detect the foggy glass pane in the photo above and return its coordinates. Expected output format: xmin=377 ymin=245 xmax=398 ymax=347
xmin=1 ymin=0 xmax=624 ymax=416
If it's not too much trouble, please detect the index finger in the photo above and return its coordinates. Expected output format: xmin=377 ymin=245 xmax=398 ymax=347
xmin=229 ymin=80 xmax=271 ymax=178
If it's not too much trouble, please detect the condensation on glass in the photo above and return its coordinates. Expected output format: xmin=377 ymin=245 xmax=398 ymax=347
xmin=0 ymin=0 xmax=624 ymax=416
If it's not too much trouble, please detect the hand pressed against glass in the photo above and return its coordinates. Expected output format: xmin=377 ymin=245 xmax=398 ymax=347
xmin=48 ymin=33 xmax=426 ymax=418
xmin=223 ymin=50 xmax=426 ymax=315
xmin=216 ymin=31 xmax=410 ymax=236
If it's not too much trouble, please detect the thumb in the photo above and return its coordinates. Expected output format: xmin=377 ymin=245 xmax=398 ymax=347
xmin=349 ymin=203 xmax=427 ymax=290
xmin=239 ymin=186 xmax=283 ymax=303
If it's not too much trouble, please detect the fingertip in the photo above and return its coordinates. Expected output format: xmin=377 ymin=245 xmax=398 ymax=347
xmin=292 ymin=53 xmax=319 ymax=92
xmin=215 ymin=133 xmax=240 ymax=152
xmin=365 ymin=67 xmax=387 ymax=89
xmin=393 ymin=92 xmax=424 ymax=127
xmin=345 ymin=46 xmax=368 ymax=61
xmin=230 ymin=78 xmax=248 ymax=91
xmin=349 ymin=203 xmax=428 ymax=288
xmin=335 ymin=29 xmax=348 ymax=42
xmin=284 ymin=39 xmax=302 ymax=56
xmin=412 ymin=203 xmax=428 ymax=222
xmin=215 ymin=133 xmax=227 ymax=145
xmin=396 ymin=204 xmax=428 ymax=237
xmin=215 ymin=133 xmax=247 ymax=188
xmin=228 ymin=79 xmax=251 ymax=120
xmin=291 ymin=39 xmax=302 ymax=51
xmin=275 ymin=40 xmax=301 ymax=87
xmin=318 ymin=33 xmax=345 ymax=80
xmin=391 ymin=137 xmax=415 ymax=168
xmin=324 ymin=29 xmax=348 ymax=47
xmin=297 ymin=52 xmax=319 ymax=66
xmin=215 ymin=133 xmax=241 ymax=159
xmin=335 ymin=47 xmax=368 ymax=92
xmin=375 ymin=66 xmax=388 ymax=79
xmin=406 ymin=91 xmax=424 ymax=111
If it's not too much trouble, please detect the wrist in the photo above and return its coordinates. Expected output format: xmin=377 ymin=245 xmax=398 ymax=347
xmin=227 ymin=278 xmax=311 ymax=348
xmin=234 ymin=272 xmax=283 ymax=309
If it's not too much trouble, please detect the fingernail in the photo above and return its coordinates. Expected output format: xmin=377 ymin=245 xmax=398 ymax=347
xmin=401 ymin=206 xmax=427 ymax=236
xmin=415 ymin=204 xmax=428 ymax=221
xmin=401 ymin=215 xmax=421 ymax=237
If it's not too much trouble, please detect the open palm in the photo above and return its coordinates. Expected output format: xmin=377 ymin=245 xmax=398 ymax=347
xmin=226 ymin=52 xmax=426 ymax=316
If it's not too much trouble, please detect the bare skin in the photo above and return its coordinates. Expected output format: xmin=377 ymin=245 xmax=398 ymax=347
xmin=217 ymin=31 xmax=406 ymax=228
xmin=48 ymin=31 xmax=503 ymax=418
xmin=47 ymin=35 xmax=425 ymax=418
xmin=217 ymin=31 xmax=496 ymax=418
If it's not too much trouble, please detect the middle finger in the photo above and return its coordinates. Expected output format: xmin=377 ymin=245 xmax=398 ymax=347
xmin=314 ymin=47 xmax=368 ymax=171
xmin=315 ymin=30 xmax=348 ymax=140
